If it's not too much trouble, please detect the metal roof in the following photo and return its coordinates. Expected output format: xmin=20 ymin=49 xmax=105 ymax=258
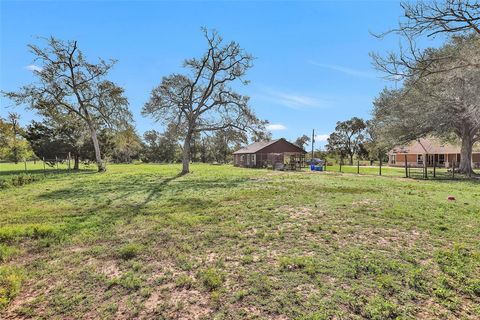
xmin=232 ymin=139 xmax=281 ymax=154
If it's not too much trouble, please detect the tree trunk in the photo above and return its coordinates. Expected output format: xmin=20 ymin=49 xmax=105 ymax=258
xmin=459 ymin=133 xmax=474 ymax=176
xmin=88 ymin=124 xmax=105 ymax=172
xmin=349 ymin=154 xmax=354 ymax=166
xmin=73 ymin=153 xmax=80 ymax=170
xmin=181 ymin=132 xmax=192 ymax=175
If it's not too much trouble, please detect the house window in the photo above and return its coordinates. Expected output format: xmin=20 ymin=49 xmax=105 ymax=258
xmin=439 ymin=154 xmax=445 ymax=164
xmin=252 ymin=154 xmax=256 ymax=166
xmin=246 ymin=154 xmax=250 ymax=165
xmin=417 ymin=154 xmax=423 ymax=165
xmin=241 ymin=155 xmax=245 ymax=162
xmin=391 ymin=155 xmax=396 ymax=164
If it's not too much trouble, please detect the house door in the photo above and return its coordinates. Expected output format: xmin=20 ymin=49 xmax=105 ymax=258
xmin=428 ymin=154 xmax=434 ymax=166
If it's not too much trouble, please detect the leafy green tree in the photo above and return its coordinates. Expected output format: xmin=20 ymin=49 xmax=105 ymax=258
xmin=0 ymin=114 xmax=34 ymax=162
xmin=371 ymin=35 xmax=480 ymax=175
xmin=24 ymin=120 xmax=87 ymax=169
xmin=110 ymin=126 xmax=143 ymax=163
xmin=294 ymin=134 xmax=311 ymax=149
xmin=3 ymin=37 xmax=132 ymax=172
xmin=142 ymin=124 xmax=181 ymax=163
xmin=326 ymin=117 xmax=366 ymax=165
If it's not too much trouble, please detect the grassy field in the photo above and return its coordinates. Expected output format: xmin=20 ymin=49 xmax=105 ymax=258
xmin=1 ymin=164 xmax=479 ymax=319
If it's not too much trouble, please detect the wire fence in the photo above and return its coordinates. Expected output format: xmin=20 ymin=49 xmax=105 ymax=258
xmin=0 ymin=157 xmax=96 ymax=176
xmin=319 ymin=160 xmax=476 ymax=181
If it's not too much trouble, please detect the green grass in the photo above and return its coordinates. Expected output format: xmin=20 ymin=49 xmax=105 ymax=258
xmin=0 ymin=161 xmax=95 ymax=177
xmin=0 ymin=163 xmax=479 ymax=319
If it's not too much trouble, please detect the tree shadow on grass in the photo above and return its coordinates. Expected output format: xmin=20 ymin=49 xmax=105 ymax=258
xmin=36 ymin=174 xmax=250 ymax=206
xmin=21 ymin=172 xmax=252 ymax=245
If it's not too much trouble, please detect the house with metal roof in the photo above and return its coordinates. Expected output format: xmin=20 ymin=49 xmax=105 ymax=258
xmin=388 ymin=138 xmax=480 ymax=168
xmin=233 ymin=138 xmax=306 ymax=169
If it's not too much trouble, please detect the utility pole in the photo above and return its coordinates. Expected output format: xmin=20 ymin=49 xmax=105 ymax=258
xmin=311 ymin=129 xmax=315 ymax=161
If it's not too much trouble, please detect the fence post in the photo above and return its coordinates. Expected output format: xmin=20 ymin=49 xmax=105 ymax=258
xmin=24 ymin=158 xmax=27 ymax=172
xmin=424 ymin=154 xmax=428 ymax=179
xmin=43 ymin=157 xmax=46 ymax=174
xmin=452 ymin=160 xmax=455 ymax=179
xmin=357 ymin=160 xmax=360 ymax=174
xmin=404 ymin=155 xmax=408 ymax=178
xmin=55 ymin=156 xmax=58 ymax=170
xmin=379 ymin=158 xmax=382 ymax=176
xmin=68 ymin=152 xmax=71 ymax=171
xmin=339 ymin=161 xmax=342 ymax=173
xmin=433 ymin=160 xmax=436 ymax=178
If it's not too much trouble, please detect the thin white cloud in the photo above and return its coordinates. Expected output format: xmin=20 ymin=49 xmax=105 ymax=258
xmin=266 ymin=124 xmax=287 ymax=131
xmin=25 ymin=65 xmax=42 ymax=72
xmin=309 ymin=61 xmax=377 ymax=79
xmin=254 ymin=86 xmax=329 ymax=110
xmin=315 ymin=134 xmax=330 ymax=142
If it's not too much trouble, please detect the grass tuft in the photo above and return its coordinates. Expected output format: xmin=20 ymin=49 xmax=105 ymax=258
xmin=118 ymin=243 xmax=143 ymax=260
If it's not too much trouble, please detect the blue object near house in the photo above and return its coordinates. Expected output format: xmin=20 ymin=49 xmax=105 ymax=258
xmin=310 ymin=164 xmax=315 ymax=171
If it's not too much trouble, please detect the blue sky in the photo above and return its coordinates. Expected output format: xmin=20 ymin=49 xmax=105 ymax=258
xmin=1 ymin=0 xmax=425 ymax=148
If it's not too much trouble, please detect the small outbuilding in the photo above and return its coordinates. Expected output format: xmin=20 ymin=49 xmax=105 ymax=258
xmin=233 ymin=138 xmax=306 ymax=169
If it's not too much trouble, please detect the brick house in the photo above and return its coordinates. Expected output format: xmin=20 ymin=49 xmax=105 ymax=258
xmin=233 ymin=138 xmax=306 ymax=169
xmin=388 ymin=138 xmax=480 ymax=168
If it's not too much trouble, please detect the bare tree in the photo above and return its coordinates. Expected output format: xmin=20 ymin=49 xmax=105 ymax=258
xmin=143 ymin=28 xmax=263 ymax=174
xmin=3 ymin=37 xmax=131 ymax=172
xmin=399 ymin=0 xmax=480 ymax=37
xmin=371 ymin=0 xmax=480 ymax=80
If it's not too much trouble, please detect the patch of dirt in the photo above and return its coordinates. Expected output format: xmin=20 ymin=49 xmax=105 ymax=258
xmin=99 ymin=260 xmax=121 ymax=278
xmin=140 ymin=285 xmax=213 ymax=320
xmin=170 ymin=288 xmax=212 ymax=319
xmin=3 ymin=278 xmax=57 ymax=319
xmin=84 ymin=257 xmax=121 ymax=278
xmin=339 ymin=227 xmax=429 ymax=251
xmin=143 ymin=290 xmax=161 ymax=313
